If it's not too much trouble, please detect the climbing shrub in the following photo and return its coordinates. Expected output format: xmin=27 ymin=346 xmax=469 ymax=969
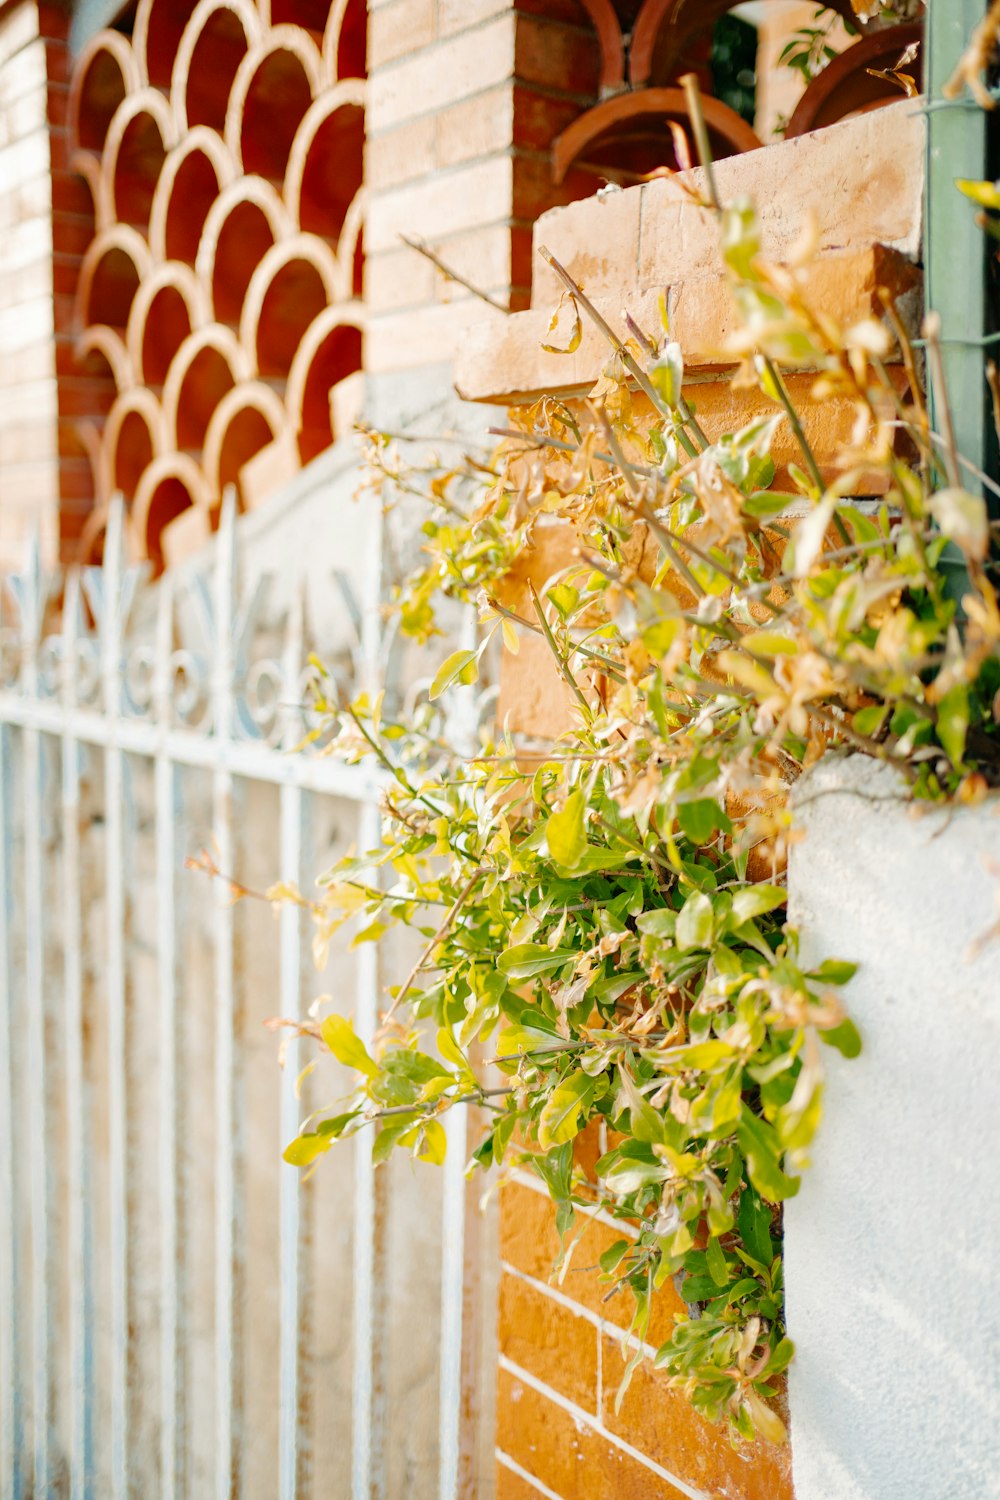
xmin=278 ymin=151 xmax=1000 ymax=1445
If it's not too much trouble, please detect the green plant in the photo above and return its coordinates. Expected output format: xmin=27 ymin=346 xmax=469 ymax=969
xmin=277 ymin=116 xmax=1000 ymax=1453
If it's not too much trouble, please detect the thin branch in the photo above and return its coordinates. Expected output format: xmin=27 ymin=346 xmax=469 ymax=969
xmin=400 ymin=232 xmax=510 ymax=313
xmin=382 ymin=866 xmax=488 ymax=1025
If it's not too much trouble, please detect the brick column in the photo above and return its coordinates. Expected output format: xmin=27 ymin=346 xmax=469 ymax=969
xmin=364 ymin=0 xmax=599 ymax=378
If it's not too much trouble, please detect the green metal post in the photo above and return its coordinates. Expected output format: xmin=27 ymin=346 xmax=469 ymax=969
xmin=924 ymin=0 xmax=992 ymax=497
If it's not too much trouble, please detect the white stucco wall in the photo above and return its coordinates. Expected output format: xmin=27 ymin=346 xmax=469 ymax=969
xmin=785 ymin=754 xmax=1000 ymax=1500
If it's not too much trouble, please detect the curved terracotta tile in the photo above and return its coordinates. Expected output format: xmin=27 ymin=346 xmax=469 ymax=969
xmin=283 ymin=81 xmax=364 ymax=244
xmin=126 ymin=262 xmax=209 ymax=384
xmin=68 ymin=30 xmax=138 ymax=155
xmin=322 ymin=0 xmax=367 ymax=83
xmin=238 ymin=232 xmax=339 ymax=377
xmin=225 ymin=27 xmax=323 ymax=180
xmin=148 ymin=127 xmax=235 ymax=265
xmin=161 ymin=324 xmax=250 ymax=451
xmin=202 ymin=380 xmax=286 ymax=496
xmin=133 ymin=453 xmax=213 ymax=567
xmin=75 ymin=226 xmax=153 ymax=331
xmin=171 ymin=0 xmax=261 ymax=135
xmin=284 ymin=304 xmax=363 ymax=462
xmin=196 ymin=175 xmax=292 ymax=324
xmin=102 ymin=89 xmax=177 ymax=231
xmin=102 ymin=388 xmax=167 ymax=500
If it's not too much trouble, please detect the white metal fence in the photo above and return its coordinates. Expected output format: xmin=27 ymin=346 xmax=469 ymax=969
xmin=0 ymin=493 xmax=489 ymax=1499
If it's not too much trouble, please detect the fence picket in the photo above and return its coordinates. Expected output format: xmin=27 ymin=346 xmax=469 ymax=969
xmin=0 ymin=708 xmax=25 ymax=1499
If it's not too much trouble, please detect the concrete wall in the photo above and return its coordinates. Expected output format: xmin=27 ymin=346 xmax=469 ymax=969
xmin=786 ymin=754 xmax=1000 ymax=1500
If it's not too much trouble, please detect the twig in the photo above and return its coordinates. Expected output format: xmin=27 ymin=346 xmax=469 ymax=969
xmin=400 ymin=233 xmax=510 ymax=313
xmin=922 ymin=312 xmax=962 ymax=489
xmin=382 ymin=866 xmax=488 ymax=1024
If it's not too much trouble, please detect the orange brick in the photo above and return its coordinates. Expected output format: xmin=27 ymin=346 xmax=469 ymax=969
xmin=434 ymin=87 xmax=514 ymax=169
xmin=498 ymin=1181 xmax=684 ymax=1350
xmin=530 ymin=188 xmax=643 ymax=307
xmin=499 ymin=1270 xmax=599 ymax=1416
xmin=366 ymin=114 xmax=437 ymax=191
xmin=437 ymin=0 xmax=509 ymax=38
xmin=369 ymin=0 xmax=436 ymax=70
xmin=601 ymin=1336 xmax=794 ymax=1500
xmin=515 ymin=14 xmax=599 ymax=98
xmin=512 ymin=85 xmax=581 ymax=154
xmin=364 ymin=245 xmax=436 ymax=313
xmin=366 ymin=298 xmax=507 ymax=374
xmin=368 ymin=15 xmax=516 ymax=133
xmin=367 ymin=155 xmax=513 ymax=253
xmin=496 ymin=1368 xmax=689 ymax=1500
xmin=495 ymin=1458 xmax=550 ymax=1500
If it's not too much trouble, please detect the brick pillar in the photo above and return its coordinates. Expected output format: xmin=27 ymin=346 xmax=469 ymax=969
xmin=364 ymin=0 xmax=599 ymax=378
xmin=0 ymin=0 xmax=60 ymax=566
xmin=0 ymin=0 xmax=106 ymax=567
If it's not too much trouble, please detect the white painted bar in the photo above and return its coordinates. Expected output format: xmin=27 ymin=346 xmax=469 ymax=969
xmin=0 ymin=693 xmax=383 ymax=800
xmin=61 ymin=572 xmax=94 ymax=1500
xmin=278 ymin=588 xmax=307 ymax=1500
xmin=0 ymin=718 xmax=26 ymax=1500
xmin=154 ymin=577 xmax=183 ymax=1500
xmin=439 ymin=1107 xmax=471 ymax=1500
xmin=12 ymin=536 xmax=55 ymax=1499
xmin=350 ymin=800 xmax=388 ymax=1500
xmin=212 ymin=492 xmax=243 ymax=1500
xmin=98 ymin=504 xmax=132 ymax=1500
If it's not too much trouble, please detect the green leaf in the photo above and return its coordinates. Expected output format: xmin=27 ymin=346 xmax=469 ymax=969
xmin=736 ymin=1108 xmax=800 ymax=1203
xmin=317 ymin=1110 xmax=361 ymax=1138
xmin=321 ymin=1014 xmax=378 ymax=1078
xmin=937 ymin=682 xmax=969 ymax=768
xmin=677 ymin=799 xmax=731 ymax=845
xmin=283 ymin=1131 xmax=333 ymax=1167
xmin=821 ymin=1018 xmax=862 ymax=1059
xmin=808 ymin=959 xmax=858 ymax=986
xmin=676 ymin=891 xmax=714 ymax=951
xmin=620 ymin=1069 xmax=669 ymax=1145
xmin=737 ymin=1183 xmax=774 ymax=1267
xmin=545 ymin=790 xmax=588 ymax=870
xmin=537 ymin=1070 xmax=595 ymax=1150
xmin=730 ymin=884 xmax=785 ymax=925
xmin=599 ymin=1239 xmax=631 ymax=1276
xmin=764 ymin=1336 xmax=795 ymax=1377
xmin=428 ymin=648 xmax=478 ymax=701
xmin=705 ymin=1234 xmax=730 ymax=1288
xmin=372 ymin=1113 xmax=420 ymax=1164
xmin=853 ymin=704 xmax=889 ymax=738
xmin=497 ymin=943 xmax=574 ymax=980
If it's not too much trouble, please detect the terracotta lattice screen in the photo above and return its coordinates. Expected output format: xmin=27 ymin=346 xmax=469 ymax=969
xmin=67 ymin=0 xmax=366 ymax=568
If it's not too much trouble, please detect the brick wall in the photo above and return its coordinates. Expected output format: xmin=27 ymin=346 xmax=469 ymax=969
xmin=365 ymin=0 xmax=599 ymax=376
xmin=0 ymin=0 xmax=107 ymax=567
xmin=497 ymin=1165 xmax=792 ymax=1500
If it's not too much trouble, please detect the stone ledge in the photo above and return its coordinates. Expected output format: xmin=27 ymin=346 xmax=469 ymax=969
xmin=455 ymin=245 xmax=921 ymax=404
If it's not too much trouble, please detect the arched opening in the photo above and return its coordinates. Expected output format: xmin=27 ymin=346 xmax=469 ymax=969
xmin=255 ymin=257 xmax=329 ymax=377
xmin=113 ymin=410 xmax=155 ymax=499
xmin=174 ymin=345 xmax=237 ymax=450
xmin=332 ymin=0 xmax=367 ymax=80
xmin=295 ymin=100 xmax=364 ymax=243
xmin=141 ymin=286 xmax=193 ymax=385
xmin=211 ymin=199 xmax=277 ymax=325
xmin=239 ymin=48 xmax=314 ymax=181
xmin=84 ymin=245 xmax=143 ymax=330
xmin=143 ymin=0 xmax=203 ymax=89
xmin=217 ymin=403 xmax=278 ymax=493
xmin=270 ymin=0 xmax=332 ymax=34
xmin=72 ymin=43 xmax=129 ymax=153
xmin=185 ymin=6 xmax=251 ymax=130
xmin=296 ymin=320 xmax=362 ymax=462
xmin=162 ymin=147 xmax=224 ymax=265
xmin=112 ymin=109 xmax=168 ymax=230
xmin=143 ymin=476 xmax=197 ymax=569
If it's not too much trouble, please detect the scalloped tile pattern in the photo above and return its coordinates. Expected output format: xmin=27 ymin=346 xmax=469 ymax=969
xmin=69 ymin=0 xmax=366 ymax=567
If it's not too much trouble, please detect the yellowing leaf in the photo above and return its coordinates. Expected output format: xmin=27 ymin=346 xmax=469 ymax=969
xmin=321 ymin=1014 xmax=378 ymax=1078
xmin=541 ymin=292 xmax=582 ymax=355
xmin=429 ymin=648 xmax=479 ymax=701
xmin=956 ymin=177 xmax=1000 ymax=211
xmin=546 ymin=789 xmax=587 ymax=870
xmin=283 ymin=1132 xmax=332 ymax=1167
xmin=537 ymin=1070 xmax=595 ymax=1150
xmin=418 ymin=1119 xmax=447 ymax=1164
xmin=929 ymin=487 xmax=989 ymax=561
